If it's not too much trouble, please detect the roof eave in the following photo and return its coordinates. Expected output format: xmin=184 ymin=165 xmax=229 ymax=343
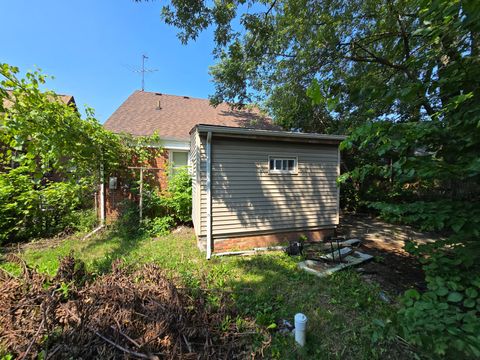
xmin=192 ymin=124 xmax=346 ymax=144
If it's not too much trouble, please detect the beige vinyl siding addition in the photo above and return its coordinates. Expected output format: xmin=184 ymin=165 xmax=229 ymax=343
xmin=192 ymin=132 xmax=340 ymax=240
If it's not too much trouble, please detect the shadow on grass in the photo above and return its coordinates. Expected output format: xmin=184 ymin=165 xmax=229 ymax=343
xmin=217 ymin=253 xmax=413 ymax=360
xmin=82 ymin=224 xmax=147 ymax=274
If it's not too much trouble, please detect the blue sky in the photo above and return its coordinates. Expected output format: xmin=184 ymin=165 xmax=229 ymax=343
xmin=2 ymin=0 xmax=217 ymax=122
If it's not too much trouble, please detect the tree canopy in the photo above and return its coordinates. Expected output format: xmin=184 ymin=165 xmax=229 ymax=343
xmin=0 ymin=64 xmax=158 ymax=242
xmin=156 ymin=0 xmax=480 ymax=356
xmin=161 ymin=0 xmax=479 ymax=131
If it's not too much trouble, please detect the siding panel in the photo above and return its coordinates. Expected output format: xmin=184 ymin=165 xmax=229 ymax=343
xmin=205 ymin=137 xmax=340 ymax=238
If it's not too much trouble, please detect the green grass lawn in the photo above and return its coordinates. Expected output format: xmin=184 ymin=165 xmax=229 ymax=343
xmin=0 ymin=225 xmax=413 ymax=359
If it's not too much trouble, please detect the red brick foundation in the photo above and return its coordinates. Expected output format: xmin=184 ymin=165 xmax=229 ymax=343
xmin=212 ymin=228 xmax=335 ymax=252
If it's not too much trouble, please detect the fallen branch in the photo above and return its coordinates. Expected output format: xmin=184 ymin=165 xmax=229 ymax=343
xmin=92 ymin=329 xmax=158 ymax=360
xmin=111 ymin=324 xmax=142 ymax=349
xmin=20 ymin=318 xmax=45 ymax=360
xmin=81 ymin=225 xmax=104 ymax=241
xmin=5 ymin=253 xmax=30 ymax=279
xmin=182 ymin=334 xmax=193 ymax=353
xmin=1 ymin=258 xmax=268 ymax=359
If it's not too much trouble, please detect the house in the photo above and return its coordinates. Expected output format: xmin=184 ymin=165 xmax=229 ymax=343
xmin=104 ymin=90 xmax=345 ymax=255
xmin=103 ymin=90 xmax=277 ymax=218
xmin=104 ymin=89 xmax=275 ymax=156
xmin=190 ymin=125 xmax=345 ymax=257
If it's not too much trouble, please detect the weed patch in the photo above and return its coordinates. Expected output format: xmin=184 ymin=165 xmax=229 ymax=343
xmin=1 ymin=227 xmax=413 ymax=359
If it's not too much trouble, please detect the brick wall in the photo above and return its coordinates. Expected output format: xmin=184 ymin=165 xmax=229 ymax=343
xmin=100 ymin=150 xmax=170 ymax=222
xmin=211 ymin=228 xmax=335 ymax=252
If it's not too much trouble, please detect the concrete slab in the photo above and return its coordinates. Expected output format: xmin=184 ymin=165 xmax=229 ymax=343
xmin=298 ymin=251 xmax=373 ymax=278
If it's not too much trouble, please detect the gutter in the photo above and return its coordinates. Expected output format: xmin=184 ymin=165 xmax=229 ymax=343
xmin=206 ymin=131 xmax=212 ymax=260
xmin=194 ymin=124 xmax=346 ymax=143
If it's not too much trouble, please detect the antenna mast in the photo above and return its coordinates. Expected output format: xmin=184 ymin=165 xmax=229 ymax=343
xmin=133 ymin=54 xmax=158 ymax=91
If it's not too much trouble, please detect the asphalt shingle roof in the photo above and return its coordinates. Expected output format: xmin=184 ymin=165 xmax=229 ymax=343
xmin=103 ymin=91 xmax=278 ymax=141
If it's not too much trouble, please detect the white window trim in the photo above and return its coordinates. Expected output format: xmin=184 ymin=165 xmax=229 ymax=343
xmin=168 ymin=149 xmax=190 ymax=175
xmin=159 ymin=138 xmax=190 ymax=151
xmin=268 ymin=155 xmax=298 ymax=174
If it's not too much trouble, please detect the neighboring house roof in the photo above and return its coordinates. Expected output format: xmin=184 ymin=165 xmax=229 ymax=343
xmin=104 ymin=90 xmax=278 ymax=141
xmin=2 ymin=90 xmax=76 ymax=110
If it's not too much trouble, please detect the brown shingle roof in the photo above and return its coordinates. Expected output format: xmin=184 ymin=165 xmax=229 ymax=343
xmin=103 ymin=91 xmax=278 ymax=141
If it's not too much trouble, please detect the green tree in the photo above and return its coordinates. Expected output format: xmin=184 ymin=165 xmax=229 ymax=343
xmin=152 ymin=0 xmax=480 ymax=356
xmin=0 ymin=64 xmax=158 ymax=241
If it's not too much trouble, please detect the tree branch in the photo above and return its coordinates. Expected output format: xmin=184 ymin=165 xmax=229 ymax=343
xmin=265 ymin=0 xmax=277 ymax=18
xmin=349 ymin=41 xmax=409 ymax=71
xmin=93 ymin=329 xmax=158 ymax=360
xmin=344 ymin=43 xmax=436 ymax=117
xmin=389 ymin=0 xmax=411 ymax=60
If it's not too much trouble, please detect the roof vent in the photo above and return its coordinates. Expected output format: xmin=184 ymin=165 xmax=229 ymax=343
xmin=155 ymin=92 xmax=162 ymax=96
xmin=156 ymin=100 xmax=162 ymax=110
xmin=183 ymin=96 xmax=190 ymax=99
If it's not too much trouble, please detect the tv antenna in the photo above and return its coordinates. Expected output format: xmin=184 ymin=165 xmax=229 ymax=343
xmin=132 ymin=54 xmax=158 ymax=91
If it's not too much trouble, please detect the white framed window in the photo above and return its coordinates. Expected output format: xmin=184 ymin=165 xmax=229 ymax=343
xmin=268 ymin=156 xmax=298 ymax=174
xmin=169 ymin=150 xmax=189 ymax=174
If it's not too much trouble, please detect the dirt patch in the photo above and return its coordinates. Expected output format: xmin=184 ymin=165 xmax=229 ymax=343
xmin=0 ymin=254 xmax=269 ymax=359
xmin=358 ymin=243 xmax=426 ymax=296
xmin=337 ymin=214 xmax=433 ymax=296
xmin=0 ymin=232 xmax=80 ymax=255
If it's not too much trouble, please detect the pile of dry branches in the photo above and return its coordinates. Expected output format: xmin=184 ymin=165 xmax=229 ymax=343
xmin=0 ymin=254 xmax=269 ymax=359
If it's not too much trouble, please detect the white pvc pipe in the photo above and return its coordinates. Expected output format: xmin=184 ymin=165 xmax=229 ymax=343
xmin=212 ymin=246 xmax=287 ymax=257
xmin=294 ymin=313 xmax=307 ymax=347
xmin=82 ymin=225 xmax=104 ymax=241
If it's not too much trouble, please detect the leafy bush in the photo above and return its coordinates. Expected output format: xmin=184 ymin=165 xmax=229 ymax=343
xmin=0 ymin=64 xmax=160 ymax=243
xmin=397 ymin=247 xmax=480 ymax=357
xmin=335 ymin=1 xmax=480 ymax=356
xmin=125 ymin=167 xmax=192 ymax=236
xmin=64 ymin=209 xmax=98 ymax=233
xmin=141 ymin=216 xmax=175 ymax=236
xmin=0 ymin=169 xmax=92 ymax=241
xmin=161 ymin=167 xmax=192 ymax=224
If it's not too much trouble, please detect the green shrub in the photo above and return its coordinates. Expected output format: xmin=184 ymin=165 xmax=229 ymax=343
xmin=397 ymin=242 xmax=480 ymax=358
xmin=0 ymin=168 xmax=37 ymax=242
xmin=161 ymin=168 xmax=192 ymax=224
xmin=0 ymin=63 xmax=162 ymax=243
xmin=0 ymin=169 xmax=91 ymax=242
xmin=370 ymin=201 xmax=480 ymax=358
xmin=63 ymin=209 xmax=98 ymax=233
xmin=141 ymin=215 xmax=175 ymax=236
xmin=137 ymin=167 xmax=192 ymax=235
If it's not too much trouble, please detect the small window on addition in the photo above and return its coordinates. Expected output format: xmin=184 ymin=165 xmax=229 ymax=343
xmin=268 ymin=156 xmax=297 ymax=174
xmin=171 ymin=151 xmax=189 ymax=174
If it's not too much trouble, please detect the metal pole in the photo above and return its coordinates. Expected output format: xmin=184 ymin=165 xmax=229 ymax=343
xmin=100 ymin=163 xmax=105 ymax=225
xmin=141 ymin=54 xmax=148 ymax=91
xmin=139 ymin=167 xmax=143 ymax=223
